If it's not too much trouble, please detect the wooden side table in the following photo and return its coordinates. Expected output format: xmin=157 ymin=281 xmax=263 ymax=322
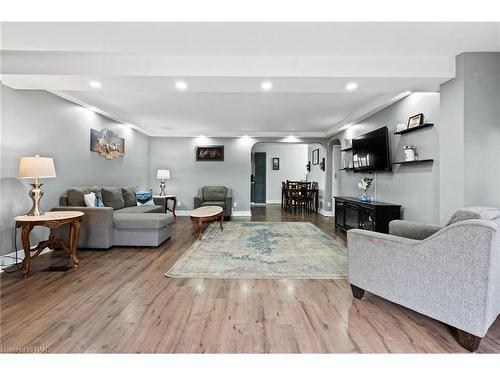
xmin=153 ymin=194 xmax=177 ymax=218
xmin=15 ymin=211 xmax=84 ymax=277
xmin=190 ymin=206 xmax=224 ymax=240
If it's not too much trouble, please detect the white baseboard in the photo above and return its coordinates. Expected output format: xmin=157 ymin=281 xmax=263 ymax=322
xmin=265 ymin=200 xmax=282 ymax=204
xmin=174 ymin=210 xmax=192 ymax=217
xmin=175 ymin=210 xmax=252 ymax=217
xmin=232 ymin=211 xmax=252 ymax=217
xmin=319 ymin=209 xmax=334 ymax=217
xmin=0 ymin=247 xmax=52 ymax=272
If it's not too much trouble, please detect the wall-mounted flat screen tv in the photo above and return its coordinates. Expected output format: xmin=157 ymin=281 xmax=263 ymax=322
xmin=352 ymin=126 xmax=391 ymax=172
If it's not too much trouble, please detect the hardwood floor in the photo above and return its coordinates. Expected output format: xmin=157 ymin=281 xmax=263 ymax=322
xmin=1 ymin=204 xmax=499 ymax=353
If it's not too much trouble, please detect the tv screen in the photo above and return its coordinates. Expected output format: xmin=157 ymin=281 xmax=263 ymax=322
xmin=352 ymin=127 xmax=391 ymax=172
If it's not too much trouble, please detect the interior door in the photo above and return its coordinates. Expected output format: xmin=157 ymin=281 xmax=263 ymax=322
xmin=254 ymin=152 xmax=266 ymax=203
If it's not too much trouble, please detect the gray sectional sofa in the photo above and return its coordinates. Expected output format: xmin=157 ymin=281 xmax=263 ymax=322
xmin=52 ymin=186 xmax=174 ymax=249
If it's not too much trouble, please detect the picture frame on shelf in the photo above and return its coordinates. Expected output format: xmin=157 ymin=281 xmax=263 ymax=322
xmin=408 ymin=113 xmax=424 ymax=129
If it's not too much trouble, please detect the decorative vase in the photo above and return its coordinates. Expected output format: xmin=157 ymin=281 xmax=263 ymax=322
xmin=359 ymin=190 xmax=372 ymax=202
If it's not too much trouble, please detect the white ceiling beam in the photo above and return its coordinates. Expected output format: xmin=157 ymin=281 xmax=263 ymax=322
xmin=1 ymin=51 xmax=455 ymax=78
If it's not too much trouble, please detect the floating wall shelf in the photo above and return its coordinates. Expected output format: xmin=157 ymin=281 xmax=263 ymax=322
xmin=394 ymin=123 xmax=434 ymax=135
xmin=341 ymin=147 xmax=352 ymax=152
xmin=392 ymin=159 xmax=434 ymax=165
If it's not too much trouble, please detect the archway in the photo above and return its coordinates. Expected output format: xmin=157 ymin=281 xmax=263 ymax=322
xmin=330 ymin=138 xmax=342 ymax=200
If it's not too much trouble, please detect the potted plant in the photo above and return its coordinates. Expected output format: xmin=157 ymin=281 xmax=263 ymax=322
xmin=357 ymin=177 xmax=374 ymax=202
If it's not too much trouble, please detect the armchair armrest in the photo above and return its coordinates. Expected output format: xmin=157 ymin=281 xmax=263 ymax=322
xmin=225 ymin=188 xmax=233 ymax=215
xmin=389 ymin=220 xmax=443 ymax=240
xmin=194 ymin=188 xmax=203 ymax=208
xmin=51 ymin=206 xmax=114 ymax=249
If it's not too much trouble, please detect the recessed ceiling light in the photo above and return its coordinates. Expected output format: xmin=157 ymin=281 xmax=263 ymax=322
xmin=89 ymin=81 xmax=102 ymax=89
xmin=175 ymin=81 xmax=188 ymax=90
xmin=346 ymin=82 xmax=358 ymax=91
xmin=261 ymin=81 xmax=273 ymax=91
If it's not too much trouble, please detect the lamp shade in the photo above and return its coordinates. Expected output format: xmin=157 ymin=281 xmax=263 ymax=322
xmin=156 ymin=169 xmax=170 ymax=180
xmin=18 ymin=156 xmax=56 ymax=179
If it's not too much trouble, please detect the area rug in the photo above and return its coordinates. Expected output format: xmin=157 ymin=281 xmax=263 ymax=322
xmin=165 ymin=221 xmax=347 ymax=279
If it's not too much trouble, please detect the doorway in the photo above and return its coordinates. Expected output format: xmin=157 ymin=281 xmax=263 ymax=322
xmin=332 ymin=141 xmax=341 ymax=199
xmin=254 ymin=152 xmax=266 ymax=203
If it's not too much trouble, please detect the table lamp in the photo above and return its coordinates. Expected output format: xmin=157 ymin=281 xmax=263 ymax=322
xmin=18 ymin=155 xmax=56 ymax=216
xmin=156 ymin=169 xmax=170 ymax=196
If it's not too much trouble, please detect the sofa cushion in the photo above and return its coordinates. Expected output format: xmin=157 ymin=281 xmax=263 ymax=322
xmin=67 ymin=186 xmax=102 ymax=206
xmin=113 ymin=213 xmax=174 ymax=230
xmin=114 ymin=205 xmax=163 ymax=214
xmin=202 ymin=186 xmax=227 ymax=201
xmin=446 ymin=207 xmax=500 ymax=226
xmin=200 ymin=201 xmax=226 ymax=208
xmin=101 ymin=187 xmax=126 ymax=210
xmin=121 ymin=187 xmax=137 ymax=207
xmin=136 ymin=188 xmax=154 ymax=206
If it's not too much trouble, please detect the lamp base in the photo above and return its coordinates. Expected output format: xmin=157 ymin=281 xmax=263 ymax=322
xmin=159 ymin=180 xmax=166 ymax=196
xmin=27 ymin=181 xmax=45 ymax=216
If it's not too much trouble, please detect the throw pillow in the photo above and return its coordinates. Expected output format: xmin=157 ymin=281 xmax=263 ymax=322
xmin=84 ymin=192 xmax=97 ymax=207
xmin=121 ymin=187 xmax=137 ymax=207
xmin=95 ymin=195 xmax=104 ymax=207
xmin=67 ymin=186 xmax=102 ymax=206
xmin=101 ymin=187 xmax=126 ymax=210
xmin=84 ymin=192 xmax=105 ymax=207
xmin=135 ymin=188 xmax=154 ymax=206
xmin=446 ymin=207 xmax=500 ymax=225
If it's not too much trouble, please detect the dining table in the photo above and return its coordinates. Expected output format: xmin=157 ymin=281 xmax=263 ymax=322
xmin=281 ymin=184 xmax=319 ymax=212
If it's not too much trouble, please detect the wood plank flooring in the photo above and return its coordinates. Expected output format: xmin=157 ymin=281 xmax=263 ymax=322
xmin=1 ymin=204 xmax=499 ymax=353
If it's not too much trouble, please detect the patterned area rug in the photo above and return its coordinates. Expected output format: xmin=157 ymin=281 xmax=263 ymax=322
xmin=166 ymin=221 xmax=347 ymax=279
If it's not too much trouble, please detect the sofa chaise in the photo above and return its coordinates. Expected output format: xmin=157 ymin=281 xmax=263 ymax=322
xmin=52 ymin=186 xmax=174 ymax=248
xmin=347 ymin=207 xmax=500 ymax=351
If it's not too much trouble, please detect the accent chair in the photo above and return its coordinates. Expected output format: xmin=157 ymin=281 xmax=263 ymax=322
xmin=347 ymin=207 xmax=500 ymax=352
xmin=194 ymin=186 xmax=232 ymax=217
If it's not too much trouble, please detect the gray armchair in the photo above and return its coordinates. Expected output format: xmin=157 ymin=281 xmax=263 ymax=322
xmin=194 ymin=186 xmax=232 ymax=217
xmin=347 ymin=207 xmax=500 ymax=352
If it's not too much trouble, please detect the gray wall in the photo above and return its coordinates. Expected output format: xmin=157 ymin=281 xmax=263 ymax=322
xmin=439 ymin=58 xmax=465 ymax=223
xmin=149 ymin=137 xmax=254 ymax=214
xmin=330 ymin=92 xmax=441 ymax=224
xmin=252 ymin=143 xmax=308 ymax=203
xmin=440 ymin=52 xmax=500 ymax=222
xmin=307 ymin=143 xmax=327 ymax=211
xmin=0 ymin=85 xmax=150 ymax=256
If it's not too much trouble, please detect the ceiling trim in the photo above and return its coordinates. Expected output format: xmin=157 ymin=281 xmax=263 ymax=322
xmin=325 ymin=91 xmax=413 ymax=137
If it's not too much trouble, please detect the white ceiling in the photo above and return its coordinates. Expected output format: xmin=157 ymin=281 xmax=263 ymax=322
xmin=2 ymin=22 xmax=499 ymax=137
xmin=3 ymin=22 xmax=499 ymax=56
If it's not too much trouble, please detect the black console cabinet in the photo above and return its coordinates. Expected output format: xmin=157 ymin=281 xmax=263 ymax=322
xmin=334 ymin=196 xmax=401 ymax=234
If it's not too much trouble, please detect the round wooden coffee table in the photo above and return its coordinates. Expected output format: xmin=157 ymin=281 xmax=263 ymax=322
xmin=190 ymin=206 xmax=224 ymax=240
xmin=15 ymin=211 xmax=84 ymax=277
